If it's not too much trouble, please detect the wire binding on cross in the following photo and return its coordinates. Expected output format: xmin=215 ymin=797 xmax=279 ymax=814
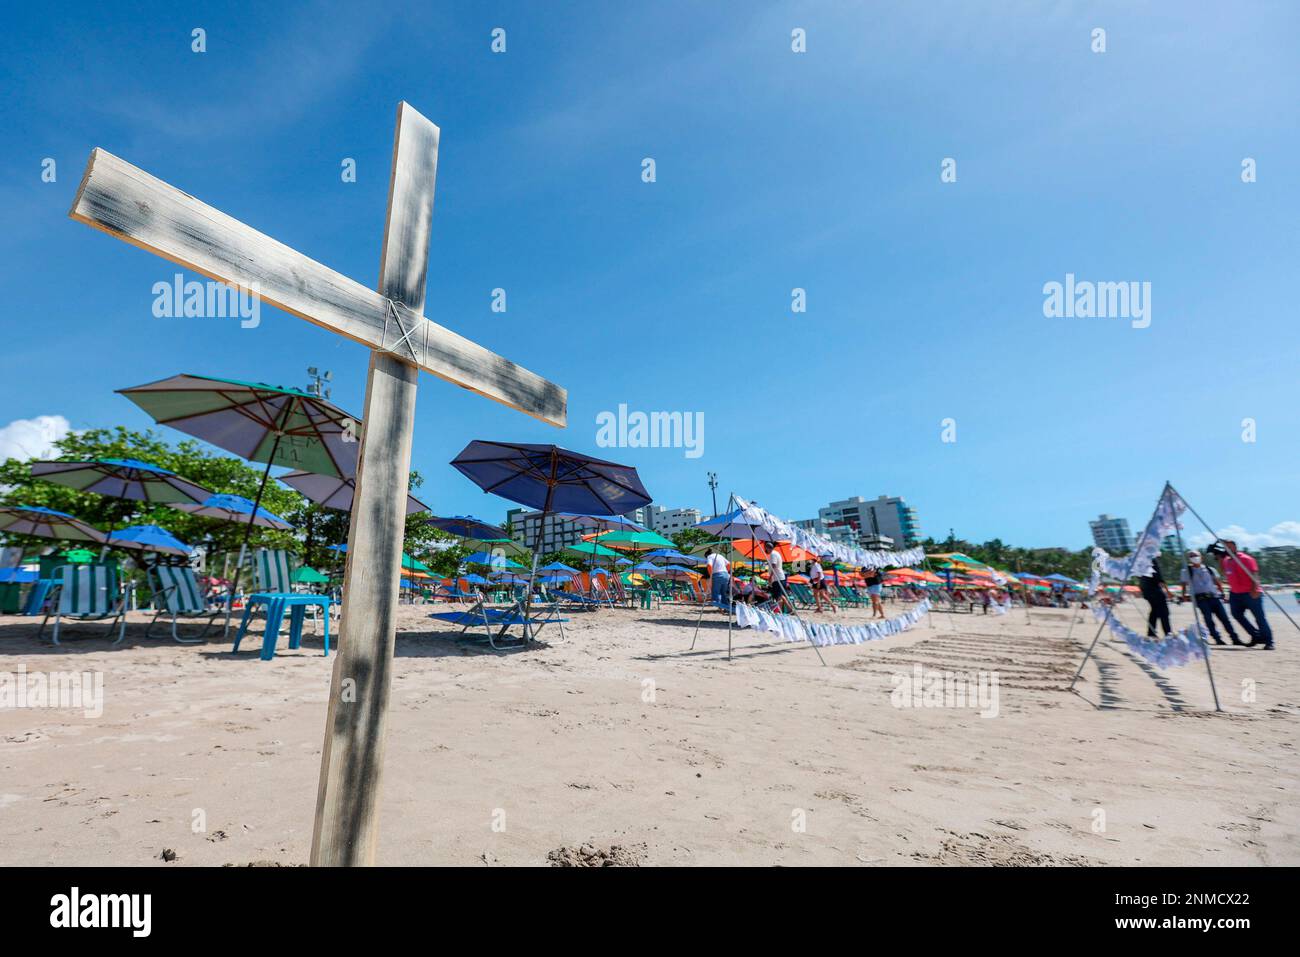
xmin=380 ymin=298 xmax=425 ymax=364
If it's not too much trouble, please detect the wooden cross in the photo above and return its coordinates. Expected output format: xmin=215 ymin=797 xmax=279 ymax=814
xmin=70 ymin=102 xmax=567 ymax=865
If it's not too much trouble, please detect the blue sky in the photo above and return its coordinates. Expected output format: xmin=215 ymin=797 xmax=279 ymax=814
xmin=1 ymin=1 xmax=1296 ymax=549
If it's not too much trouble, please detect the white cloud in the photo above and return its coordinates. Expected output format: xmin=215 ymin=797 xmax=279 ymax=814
xmin=0 ymin=415 xmax=72 ymax=462
xmin=1187 ymin=522 xmax=1300 ymax=550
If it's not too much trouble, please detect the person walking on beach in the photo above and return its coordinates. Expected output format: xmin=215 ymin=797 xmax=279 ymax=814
xmin=1216 ymin=540 xmax=1273 ymax=650
xmin=1137 ymin=558 xmax=1173 ymax=638
xmin=862 ymin=566 xmax=886 ymax=618
xmin=808 ymin=556 xmax=836 ymax=614
xmin=704 ymin=547 xmax=731 ymax=609
xmin=1180 ymin=550 xmax=1243 ymax=646
xmin=766 ymin=543 xmax=794 ymax=614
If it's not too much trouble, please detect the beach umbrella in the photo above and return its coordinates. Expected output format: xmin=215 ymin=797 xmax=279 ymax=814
xmin=0 ymin=505 xmax=109 ymax=545
xmin=613 ymin=557 xmax=633 ymax=566
xmin=641 ymin=548 xmax=698 ymax=564
xmin=563 ymin=541 xmax=622 ymax=560
xmin=169 ymin=494 xmax=293 ymax=530
xmin=107 ymin=524 xmax=191 ymax=557
xmin=400 ymin=553 xmax=432 ymax=574
xmin=291 ymin=566 xmax=332 ymax=585
xmin=31 ymin=457 xmax=213 ymax=558
xmin=476 ymin=537 xmax=532 ymax=561
xmin=588 ymin=529 xmax=675 ymax=551
xmin=30 ymin=458 xmax=212 ymax=505
xmin=459 ymin=573 xmax=491 ymax=585
xmin=279 ymin=470 xmax=429 ymax=515
xmin=490 ymin=572 xmax=532 ymax=585
xmin=731 ymin=540 xmax=815 ymax=563
xmin=630 ymin=562 xmax=661 ymax=573
xmin=540 ymin=562 xmax=579 ymax=575
xmin=450 ymin=440 xmax=651 ymax=635
xmin=119 ymin=374 xmax=361 ymax=478
xmin=692 ymin=507 xmax=781 ymax=543
xmin=425 ymin=515 xmax=506 ymax=540
xmin=451 ymin=442 xmax=650 ymax=515
xmin=555 ymin=512 xmax=647 ymax=532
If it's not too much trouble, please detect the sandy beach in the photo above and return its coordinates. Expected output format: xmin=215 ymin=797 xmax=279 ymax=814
xmin=1 ymin=598 xmax=1294 ymax=867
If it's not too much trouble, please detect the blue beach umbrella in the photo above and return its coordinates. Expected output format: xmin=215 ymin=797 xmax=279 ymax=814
xmin=643 ymin=548 xmax=697 ymax=564
xmin=426 ymin=515 xmax=507 ymax=540
xmin=169 ymin=494 xmax=293 ymax=530
xmin=450 ymin=440 xmax=652 ymax=632
xmin=108 ymin=524 xmax=191 ymax=557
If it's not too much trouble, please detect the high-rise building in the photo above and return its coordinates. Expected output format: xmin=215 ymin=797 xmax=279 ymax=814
xmin=1089 ymin=514 xmax=1135 ymax=551
xmin=813 ymin=495 xmax=921 ymax=547
xmin=645 ymin=505 xmax=702 ymax=537
xmin=505 ymin=506 xmax=660 ymax=554
xmin=506 ymin=509 xmax=589 ymax=554
xmin=793 ymin=517 xmax=857 ymax=546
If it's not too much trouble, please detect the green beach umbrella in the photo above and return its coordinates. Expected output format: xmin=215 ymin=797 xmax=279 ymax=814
xmin=292 ymin=566 xmax=331 ymax=584
xmin=400 ymin=553 xmax=432 ymax=574
xmin=590 ymin=529 xmax=675 ymax=551
xmin=563 ymin=541 xmax=622 ymax=559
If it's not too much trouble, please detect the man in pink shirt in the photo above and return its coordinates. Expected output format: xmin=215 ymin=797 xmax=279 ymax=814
xmin=1216 ymin=540 xmax=1273 ymax=650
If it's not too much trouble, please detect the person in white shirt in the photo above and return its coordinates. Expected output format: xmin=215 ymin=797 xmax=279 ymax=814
xmin=766 ymin=543 xmax=794 ymax=614
xmin=808 ymin=558 xmax=835 ymax=613
xmin=704 ymin=548 xmax=731 ymax=608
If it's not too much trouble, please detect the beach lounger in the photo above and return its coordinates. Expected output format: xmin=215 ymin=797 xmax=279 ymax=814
xmin=786 ymin=583 xmax=817 ymax=609
xmin=146 ymin=563 xmax=223 ymax=643
xmin=428 ymin=596 xmax=568 ymax=650
xmin=39 ymin=563 xmax=127 ymax=645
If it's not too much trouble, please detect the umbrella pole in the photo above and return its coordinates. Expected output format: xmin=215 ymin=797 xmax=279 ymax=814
xmin=224 ymin=442 xmax=280 ymax=640
xmin=520 ymin=511 xmax=546 ymax=642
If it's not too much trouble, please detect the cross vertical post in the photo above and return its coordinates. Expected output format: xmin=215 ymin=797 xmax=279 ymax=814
xmin=310 ymin=103 xmax=439 ymax=866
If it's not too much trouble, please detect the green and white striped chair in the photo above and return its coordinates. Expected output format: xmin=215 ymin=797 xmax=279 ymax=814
xmin=250 ymin=547 xmax=328 ymax=633
xmin=40 ymin=564 xmax=127 ymax=645
xmin=147 ymin=564 xmax=221 ymax=643
xmin=254 ymin=548 xmax=294 ymax=594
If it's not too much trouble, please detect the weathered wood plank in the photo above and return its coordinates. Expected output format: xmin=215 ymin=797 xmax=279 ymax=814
xmin=69 ymin=146 xmax=566 ymax=427
xmin=311 ymin=103 xmax=437 ymax=867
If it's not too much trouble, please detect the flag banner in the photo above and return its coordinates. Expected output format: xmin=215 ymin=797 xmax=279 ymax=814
xmin=735 ymin=599 xmax=931 ymax=646
xmin=732 ymin=495 xmax=925 ymax=569
xmin=1089 ymin=486 xmax=1187 ymax=593
xmin=1090 ymin=604 xmax=1208 ymax=669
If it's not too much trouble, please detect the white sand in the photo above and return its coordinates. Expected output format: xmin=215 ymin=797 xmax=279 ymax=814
xmin=0 ymin=597 xmax=1295 ymax=866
